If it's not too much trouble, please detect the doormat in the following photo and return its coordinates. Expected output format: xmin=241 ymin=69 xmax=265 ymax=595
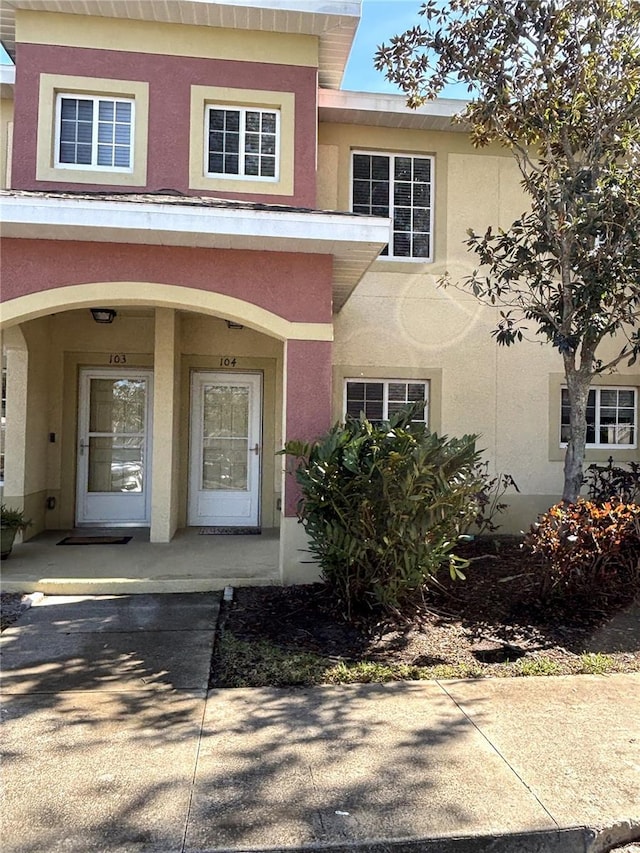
xmin=199 ymin=527 xmax=261 ymax=535
xmin=57 ymin=536 xmax=132 ymax=546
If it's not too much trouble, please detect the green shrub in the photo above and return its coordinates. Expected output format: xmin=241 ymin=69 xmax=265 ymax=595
xmin=282 ymin=404 xmax=484 ymax=621
xmin=465 ymin=461 xmax=519 ymax=535
xmin=524 ymin=499 xmax=640 ymax=605
xmin=584 ymin=457 xmax=640 ymax=504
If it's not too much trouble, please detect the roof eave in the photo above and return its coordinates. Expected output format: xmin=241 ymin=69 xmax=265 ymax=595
xmin=318 ymin=88 xmax=470 ymax=132
xmin=0 ymin=192 xmax=389 ymax=311
xmin=0 ymin=0 xmax=361 ymax=90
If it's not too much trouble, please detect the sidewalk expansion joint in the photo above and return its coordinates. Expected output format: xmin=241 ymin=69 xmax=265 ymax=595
xmin=436 ymin=679 xmax=560 ymax=830
xmin=180 ymin=694 xmax=208 ymax=853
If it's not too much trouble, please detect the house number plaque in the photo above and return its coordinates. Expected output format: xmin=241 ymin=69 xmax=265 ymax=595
xmin=219 ymin=357 xmax=237 ymax=367
xmin=109 ymin=353 xmax=127 ymax=364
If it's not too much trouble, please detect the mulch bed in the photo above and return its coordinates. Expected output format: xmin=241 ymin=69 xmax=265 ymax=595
xmin=0 ymin=593 xmax=34 ymax=631
xmin=212 ymin=537 xmax=640 ymax=684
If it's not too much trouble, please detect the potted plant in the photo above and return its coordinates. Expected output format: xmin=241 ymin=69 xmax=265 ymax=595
xmin=1 ymin=504 xmax=32 ymax=559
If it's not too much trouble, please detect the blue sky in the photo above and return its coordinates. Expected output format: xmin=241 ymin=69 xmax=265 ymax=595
xmin=343 ymin=0 xmax=469 ymax=100
xmin=0 ymin=0 xmax=468 ymax=100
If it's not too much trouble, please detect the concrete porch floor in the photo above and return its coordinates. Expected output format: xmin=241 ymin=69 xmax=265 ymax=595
xmin=0 ymin=527 xmax=281 ymax=595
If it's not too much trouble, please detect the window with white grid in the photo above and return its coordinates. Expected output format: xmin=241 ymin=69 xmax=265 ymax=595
xmin=55 ymin=94 xmax=133 ymax=171
xmin=351 ymin=152 xmax=433 ymax=260
xmin=206 ymin=106 xmax=279 ymax=180
xmin=561 ymin=387 xmax=637 ymax=448
xmin=345 ymin=380 xmax=428 ymax=424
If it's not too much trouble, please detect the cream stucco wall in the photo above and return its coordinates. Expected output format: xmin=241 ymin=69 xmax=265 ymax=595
xmin=2 ymin=320 xmax=52 ymax=535
xmin=0 ymin=97 xmax=13 ymax=188
xmin=16 ymin=9 xmax=319 ymax=67
xmin=320 ymin=121 xmax=639 ymax=531
xmin=151 ymin=309 xmax=180 ymax=542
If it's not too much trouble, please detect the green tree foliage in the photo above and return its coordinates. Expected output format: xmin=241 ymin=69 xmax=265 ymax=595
xmin=375 ymin=0 xmax=640 ymax=503
xmin=283 ymin=405 xmax=483 ymax=621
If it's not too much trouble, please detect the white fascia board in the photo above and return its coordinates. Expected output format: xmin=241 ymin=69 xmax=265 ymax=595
xmin=206 ymin=0 xmax=361 ymax=14
xmin=0 ymin=194 xmax=389 ymax=253
xmin=0 ymin=64 xmax=15 ymax=85
xmin=319 ymin=88 xmax=468 ymax=117
xmin=0 ymin=63 xmax=15 ymax=99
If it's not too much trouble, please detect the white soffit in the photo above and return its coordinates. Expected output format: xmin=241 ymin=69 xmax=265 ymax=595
xmin=0 ymin=0 xmax=361 ymax=89
xmin=0 ymin=192 xmax=389 ymax=311
xmin=319 ymin=88 xmax=470 ymax=132
xmin=0 ymin=63 xmax=15 ymax=97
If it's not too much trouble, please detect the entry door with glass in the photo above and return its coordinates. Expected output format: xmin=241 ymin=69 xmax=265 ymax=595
xmin=188 ymin=372 xmax=262 ymax=527
xmin=76 ymin=369 xmax=153 ymax=525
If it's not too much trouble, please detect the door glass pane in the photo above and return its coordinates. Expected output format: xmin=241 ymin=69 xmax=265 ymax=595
xmin=89 ymin=379 xmax=145 ymax=433
xmin=202 ymin=385 xmax=249 ymax=491
xmin=202 ymin=438 xmax=248 ymax=490
xmin=88 ymin=436 xmax=143 ymax=492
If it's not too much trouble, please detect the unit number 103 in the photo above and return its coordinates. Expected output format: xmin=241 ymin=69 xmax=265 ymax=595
xmin=109 ymin=353 xmax=127 ymax=364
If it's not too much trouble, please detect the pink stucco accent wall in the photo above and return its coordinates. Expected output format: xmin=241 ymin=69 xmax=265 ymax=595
xmin=1 ymin=239 xmax=333 ymax=323
xmin=12 ymin=43 xmax=317 ymax=207
xmin=284 ymin=339 xmax=332 ymax=516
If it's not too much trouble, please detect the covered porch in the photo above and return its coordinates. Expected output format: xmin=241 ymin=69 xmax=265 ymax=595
xmin=0 ymin=526 xmax=281 ymax=595
xmin=0 ymin=190 xmax=389 ymax=590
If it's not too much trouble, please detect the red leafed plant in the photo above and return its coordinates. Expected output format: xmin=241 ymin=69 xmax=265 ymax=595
xmin=524 ymin=499 xmax=640 ymax=606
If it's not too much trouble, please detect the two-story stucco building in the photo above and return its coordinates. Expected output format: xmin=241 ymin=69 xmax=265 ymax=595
xmin=0 ymin=0 xmax=637 ymax=590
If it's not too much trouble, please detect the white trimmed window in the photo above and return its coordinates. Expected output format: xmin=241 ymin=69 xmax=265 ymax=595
xmin=205 ymin=105 xmax=279 ymax=180
xmin=351 ymin=152 xmax=434 ymax=260
xmin=561 ymin=387 xmax=637 ymax=448
xmin=345 ymin=379 xmax=428 ymax=424
xmin=55 ymin=94 xmax=134 ymax=171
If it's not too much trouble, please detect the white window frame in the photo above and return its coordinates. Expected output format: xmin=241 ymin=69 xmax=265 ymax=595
xmin=560 ymin=386 xmax=637 ymax=449
xmin=350 ymin=150 xmax=434 ymax=262
xmin=204 ymin=104 xmax=280 ymax=182
xmin=344 ymin=378 xmax=429 ymax=424
xmin=54 ymin=93 xmax=135 ymax=173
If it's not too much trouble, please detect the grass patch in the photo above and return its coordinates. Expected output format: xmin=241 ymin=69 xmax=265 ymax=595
xmin=212 ymin=633 xmax=486 ymax=688
xmin=322 ymin=660 xmax=484 ymax=684
xmin=508 ymin=657 xmax=564 ymax=677
xmin=212 ymin=632 xmax=637 ymax=688
xmin=579 ymin=652 xmax=618 ymax=675
xmin=213 ymin=634 xmax=332 ymax=688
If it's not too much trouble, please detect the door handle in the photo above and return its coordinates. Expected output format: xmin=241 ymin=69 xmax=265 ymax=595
xmin=79 ymin=440 xmax=88 ymax=456
xmin=252 ymin=443 xmax=260 ymax=456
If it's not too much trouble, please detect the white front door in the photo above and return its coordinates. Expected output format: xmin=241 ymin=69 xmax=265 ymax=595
xmin=76 ymin=369 xmax=153 ymax=526
xmin=188 ymin=372 xmax=262 ymax=527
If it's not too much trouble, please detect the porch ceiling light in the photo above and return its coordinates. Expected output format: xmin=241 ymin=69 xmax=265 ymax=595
xmin=226 ymin=321 xmax=244 ymax=330
xmin=90 ymin=308 xmax=117 ymax=324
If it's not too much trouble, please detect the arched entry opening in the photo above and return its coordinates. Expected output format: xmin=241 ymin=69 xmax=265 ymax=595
xmin=1 ymin=283 xmax=332 ymax=586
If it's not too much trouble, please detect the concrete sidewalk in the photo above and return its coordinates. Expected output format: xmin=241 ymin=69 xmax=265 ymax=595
xmin=1 ymin=594 xmax=639 ymax=853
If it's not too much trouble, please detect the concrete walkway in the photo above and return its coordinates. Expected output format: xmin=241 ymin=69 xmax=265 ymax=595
xmin=1 ymin=594 xmax=639 ymax=853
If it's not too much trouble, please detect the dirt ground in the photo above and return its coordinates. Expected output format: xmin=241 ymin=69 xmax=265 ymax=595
xmin=215 ymin=538 xmax=640 ymax=678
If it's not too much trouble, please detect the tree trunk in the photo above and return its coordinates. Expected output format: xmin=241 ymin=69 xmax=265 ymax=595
xmin=562 ymin=366 xmax=591 ymax=504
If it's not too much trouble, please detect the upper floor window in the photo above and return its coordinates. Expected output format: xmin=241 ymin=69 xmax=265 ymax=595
xmin=55 ymin=94 xmax=134 ymax=171
xmin=206 ymin=106 xmax=279 ymax=180
xmin=345 ymin=379 xmax=428 ymax=425
xmin=352 ymin=152 xmax=434 ymax=260
xmin=561 ymin=387 xmax=637 ymax=448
